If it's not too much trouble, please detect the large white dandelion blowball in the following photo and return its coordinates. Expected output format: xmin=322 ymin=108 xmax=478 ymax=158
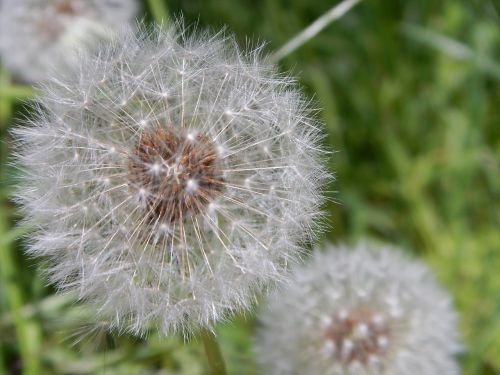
xmin=0 ymin=0 xmax=139 ymax=82
xmin=256 ymin=243 xmax=461 ymax=375
xmin=12 ymin=23 xmax=328 ymax=336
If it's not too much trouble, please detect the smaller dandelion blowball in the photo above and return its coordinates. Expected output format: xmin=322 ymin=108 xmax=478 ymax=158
xmin=12 ymin=24 xmax=328 ymax=336
xmin=0 ymin=0 xmax=138 ymax=82
xmin=256 ymin=243 xmax=461 ymax=375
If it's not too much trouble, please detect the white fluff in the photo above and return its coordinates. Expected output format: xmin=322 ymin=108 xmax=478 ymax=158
xmin=11 ymin=23 xmax=328 ymax=337
xmin=0 ymin=0 xmax=139 ymax=82
xmin=256 ymin=243 xmax=462 ymax=375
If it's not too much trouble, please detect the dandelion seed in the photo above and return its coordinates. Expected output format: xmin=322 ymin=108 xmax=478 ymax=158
xmin=0 ymin=0 xmax=139 ymax=82
xmin=12 ymin=23 xmax=328 ymax=336
xmin=256 ymin=243 xmax=461 ymax=375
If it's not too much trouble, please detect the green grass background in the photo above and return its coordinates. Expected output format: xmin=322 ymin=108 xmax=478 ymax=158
xmin=1 ymin=0 xmax=499 ymax=374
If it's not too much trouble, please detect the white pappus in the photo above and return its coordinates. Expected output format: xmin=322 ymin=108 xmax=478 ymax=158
xmin=0 ymin=0 xmax=139 ymax=82
xmin=256 ymin=243 xmax=462 ymax=375
xmin=11 ymin=23 xmax=328 ymax=336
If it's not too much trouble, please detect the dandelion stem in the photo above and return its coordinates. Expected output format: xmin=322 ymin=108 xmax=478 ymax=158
xmin=271 ymin=0 xmax=363 ymax=63
xmin=147 ymin=0 xmax=169 ymax=25
xmin=200 ymin=328 xmax=227 ymax=375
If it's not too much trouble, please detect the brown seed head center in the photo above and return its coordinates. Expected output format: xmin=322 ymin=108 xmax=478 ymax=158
xmin=128 ymin=125 xmax=224 ymax=224
xmin=55 ymin=0 xmax=77 ymax=15
xmin=37 ymin=1 xmax=78 ymax=38
xmin=323 ymin=308 xmax=391 ymax=367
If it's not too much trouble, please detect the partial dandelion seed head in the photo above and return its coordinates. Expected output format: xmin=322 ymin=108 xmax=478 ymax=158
xmin=0 ymin=0 xmax=139 ymax=82
xmin=256 ymin=243 xmax=461 ymax=375
xmin=12 ymin=22 xmax=328 ymax=336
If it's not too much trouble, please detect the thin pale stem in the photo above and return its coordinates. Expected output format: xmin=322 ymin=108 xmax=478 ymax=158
xmin=200 ymin=328 xmax=227 ymax=375
xmin=270 ymin=0 xmax=363 ymax=63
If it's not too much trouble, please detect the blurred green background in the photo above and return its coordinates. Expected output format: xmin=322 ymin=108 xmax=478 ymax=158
xmin=1 ymin=0 xmax=499 ymax=374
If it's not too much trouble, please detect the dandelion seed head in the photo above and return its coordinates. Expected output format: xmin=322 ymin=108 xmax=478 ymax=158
xmin=0 ymin=0 xmax=138 ymax=82
xmin=12 ymin=22 xmax=328 ymax=336
xmin=256 ymin=243 xmax=461 ymax=375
